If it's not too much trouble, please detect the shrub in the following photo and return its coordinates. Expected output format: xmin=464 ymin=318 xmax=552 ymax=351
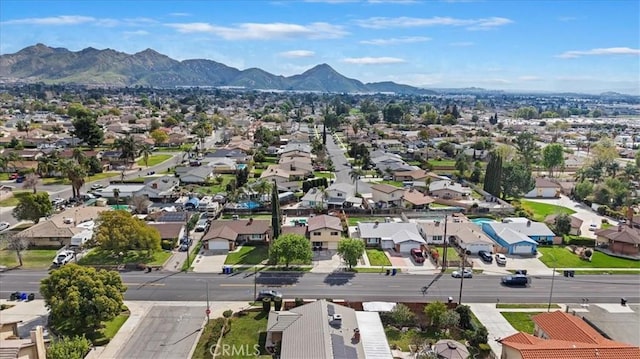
xmin=161 ymin=238 xmax=177 ymax=250
xmin=223 ymin=310 xmax=233 ymax=318
xmin=294 ymin=298 xmax=304 ymax=307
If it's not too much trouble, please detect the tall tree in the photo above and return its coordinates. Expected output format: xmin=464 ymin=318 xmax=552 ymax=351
xmin=114 ymin=135 xmax=138 ymax=167
xmin=71 ymin=117 xmax=104 ymax=149
xmin=541 ymin=143 xmax=565 ymax=177
xmin=337 ymin=238 xmax=365 ymax=269
xmin=93 ymin=210 xmax=161 ymax=254
xmin=12 ymin=192 xmax=52 ymax=223
xmin=21 ymin=173 xmax=39 ymax=194
xmin=60 ymin=160 xmax=86 ymax=198
xmin=483 ymin=152 xmax=503 ymax=197
xmin=40 ymin=264 xmax=126 ymax=337
xmin=150 ymin=129 xmax=169 ymax=145
xmin=514 ymin=132 xmax=539 ymax=169
xmin=4 ymin=233 xmax=29 ymax=267
xmin=501 ymin=162 xmax=534 ymax=199
xmin=554 ymin=214 xmax=572 ymax=237
xmin=424 ymin=301 xmax=447 ymax=328
xmin=138 ymin=144 xmax=154 ymax=168
xmin=271 ymin=180 xmax=281 ymax=240
xmin=268 ymin=233 xmax=312 ymax=268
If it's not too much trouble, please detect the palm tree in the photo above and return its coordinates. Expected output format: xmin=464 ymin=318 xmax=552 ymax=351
xmin=114 ymin=135 xmax=138 ymax=168
xmin=72 ymin=148 xmax=86 ymax=166
xmin=60 ymin=159 xmax=86 ymax=198
xmin=254 ymin=180 xmax=272 ymax=203
xmin=113 ymin=188 xmax=120 ymax=206
xmin=138 ymin=144 xmax=154 ymax=168
xmin=6 ymin=152 xmax=20 ymax=172
xmin=22 ymin=173 xmax=39 ymax=194
xmin=36 ymin=157 xmax=53 ymax=178
xmin=606 ymin=162 xmax=620 ymax=178
xmin=0 ymin=156 xmax=8 ymax=173
xmin=349 ymin=168 xmax=364 ymax=194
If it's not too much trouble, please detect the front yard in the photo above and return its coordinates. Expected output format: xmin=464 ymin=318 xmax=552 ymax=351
xmin=0 ymin=249 xmax=59 ymax=269
xmin=42 ymin=172 xmax=119 ymax=185
xmin=225 ymin=245 xmax=269 ymax=265
xmin=0 ymin=190 xmax=30 ymax=207
xmin=537 ymin=246 xmax=640 ymax=268
xmin=366 ymin=249 xmax=392 ymax=266
xmin=501 ymin=312 xmax=542 ymax=334
xmin=217 ymin=311 xmax=271 ymax=359
xmin=78 ymin=248 xmax=171 ymax=266
xmin=192 ymin=174 xmax=235 ymax=195
xmin=518 ymin=200 xmax=576 ymax=222
xmin=136 ymin=154 xmax=172 ymax=167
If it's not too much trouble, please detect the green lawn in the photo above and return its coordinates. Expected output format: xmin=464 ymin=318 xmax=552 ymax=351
xmin=538 ymin=247 xmax=640 ymax=268
xmin=428 ymin=159 xmax=456 ymax=167
xmin=99 ymin=310 xmax=130 ymax=341
xmin=0 ymin=190 xmax=31 ymax=207
xmin=347 ymin=217 xmax=383 ymax=226
xmin=314 ymin=171 xmax=334 ymax=179
xmin=351 ymin=267 xmax=401 ymax=273
xmin=0 ymin=249 xmax=59 ymax=269
xmin=0 ymin=173 xmax=10 ymax=181
xmin=435 ymin=247 xmax=461 ymax=262
xmin=78 ymin=249 xmax=171 ymax=266
xmin=366 ymin=249 xmax=392 ymax=266
xmin=193 ymin=318 xmax=226 ymax=359
xmin=136 ymin=154 xmax=172 ymax=167
xmin=193 ymin=174 xmax=235 ymax=195
xmin=225 ymin=246 xmax=269 ymax=265
xmin=379 ymin=180 xmax=404 ymax=187
xmin=501 ymin=312 xmax=543 ymax=334
xmin=519 ymin=200 xmax=576 ymax=222
xmin=218 ymin=311 xmax=271 ymax=359
xmin=497 ymin=303 xmax=560 ymax=309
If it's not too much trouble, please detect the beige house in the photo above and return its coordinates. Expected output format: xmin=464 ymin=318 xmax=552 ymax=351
xmin=260 ymin=166 xmax=292 ymax=183
xmin=14 ymin=205 xmax=110 ymax=247
xmin=307 ymin=215 xmax=343 ymax=250
xmin=401 ymin=188 xmax=434 ymax=209
xmin=0 ymin=324 xmax=47 ymax=359
xmin=201 ymin=218 xmax=271 ymax=253
xmin=371 ymin=183 xmax=404 ymax=207
xmin=428 ymin=180 xmax=472 ymax=200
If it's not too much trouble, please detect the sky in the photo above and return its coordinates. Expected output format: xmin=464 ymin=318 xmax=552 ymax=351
xmin=1 ymin=0 xmax=639 ymax=94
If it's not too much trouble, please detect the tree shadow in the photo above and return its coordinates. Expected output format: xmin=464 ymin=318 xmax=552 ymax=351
xmin=323 ymin=271 xmax=355 ymax=286
xmin=255 ymin=271 xmax=304 ymax=286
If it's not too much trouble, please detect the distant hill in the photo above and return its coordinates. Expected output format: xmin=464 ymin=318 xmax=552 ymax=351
xmin=0 ymin=44 xmax=435 ymax=95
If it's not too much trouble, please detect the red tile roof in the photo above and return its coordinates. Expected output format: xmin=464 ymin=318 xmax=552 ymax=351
xmin=533 ymin=311 xmax=604 ymax=344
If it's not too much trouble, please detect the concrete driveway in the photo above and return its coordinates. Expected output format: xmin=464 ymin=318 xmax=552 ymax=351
xmin=524 ymin=195 xmax=618 ymax=238
xmin=470 ymin=254 xmax=553 ymax=276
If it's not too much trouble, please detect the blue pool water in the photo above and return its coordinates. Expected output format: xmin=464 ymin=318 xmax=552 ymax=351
xmin=238 ymin=201 xmax=260 ymax=209
xmin=237 ymin=164 xmax=247 ymax=170
xmin=471 ymin=218 xmax=495 ymax=225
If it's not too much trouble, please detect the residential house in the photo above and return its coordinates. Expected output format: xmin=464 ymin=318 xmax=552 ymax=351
xmin=418 ymin=221 xmax=494 ymax=254
xmin=14 ymin=205 xmax=109 ymax=247
xmin=280 ymin=143 xmax=312 ymax=157
xmin=203 ymin=158 xmax=237 ymax=174
xmin=301 ymin=187 xmax=327 ymax=209
xmin=428 ymin=180 xmax=472 ymax=200
xmin=545 ymin=214 xmax=583 ymax=236
xmin=260 ymin=166 xmax=292 ymax=184
xmin=206 ymin=148 xmax=251 ymax=163
xmin=392 ymin=170 xmax=442 ymax=182
xmin=265 ymin=299 xmax=392 ymax=359
xmin=594 ymin=225 xmax=640 ymax=256
xmin=137 ymin=176 xmax=179 ymax=200
xmin=201 ymin=218 xmax=271 ymax=252
xmin=307 ymin=215 xmax=343 ymax=250
xmin=278 ymin=159 xmax=313 ymax=178
xmin=401 ymin=188 xmax=434 ymax=210
xmin=481 ymin=221 xmax=555 ymax=255
xmin=371 ymin=183 xmax=404 ymax=208
xmin=147 ymin=222 xmax=186 ymax=244
xmin=500 ymin=311 xmax=640 ymax=359
xmin=357 ymin=221 xmax=425 ymax=252
xmin=325 ymin=183 xmax=362 ymax=209
xmin=179 ymin=166 xmax=213 ymax=184
xmin=524 ymin=178 xmax=561 ymax=198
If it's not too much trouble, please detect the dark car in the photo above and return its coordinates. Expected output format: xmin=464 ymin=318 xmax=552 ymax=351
xmin=501 ymin=274 xmax=529 ymax=286
xmin=256 ymin=290 xmax=282 ymax=300
xmin=410 ymin=248 xmax=425 ymax=263
xmin=478 ymin=250 xmax=493 ymax=263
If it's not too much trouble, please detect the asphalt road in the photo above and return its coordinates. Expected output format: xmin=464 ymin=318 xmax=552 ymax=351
xmin=3 ymin=270 xmax=638 ymax=304
xmin=325 ymin=129 xmax=352 ymax=185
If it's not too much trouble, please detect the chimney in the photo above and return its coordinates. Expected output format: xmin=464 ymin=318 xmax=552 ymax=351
xmin=249 ymin=218 xmax=254 ymax=225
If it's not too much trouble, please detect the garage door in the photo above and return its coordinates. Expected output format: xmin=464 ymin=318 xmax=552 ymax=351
xmin=381 ymin=240 xmax=395 ymax=249
xmin=208 ymin=240 xmax=229 ymax=251
xmin=399 ymin=241 xmax=419 ymax=253
xmin=512 ymin=244 xmax=531 ymax=255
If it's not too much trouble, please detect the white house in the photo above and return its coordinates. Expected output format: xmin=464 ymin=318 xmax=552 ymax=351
xmin=300 ymin=187 xmax=326 ymax=209
xmin=524 ymin=178 xmax=560 ymax=198
xmin=357 ymin=221 xmax=424 ymax=252
xmin=179 ymin=167 xmax=213 ymax=184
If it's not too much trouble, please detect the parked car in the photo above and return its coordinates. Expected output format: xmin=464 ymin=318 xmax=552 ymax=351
xmin=495 ymin=253 xmax=507 ymax=266
xmin=52 ymin=250 xmax=75 ymax=266
xmin=90 ymin=183 xmax=104 ymax=190
xmin=9 ymin=173 xmax=19 ymax=180
xmin=51 ymin=197 xmax=66 ymax=206
xmin=194 ymin=219 xmax=209 ymax=232
xmin=0 ymin=222 xmax=10 ymax=232
xmin=589 ymin=223 xmax=598 ymax=231
xmin=451 ymin=268 xmax=473 ymax=278
xmin=410 ymin=248 xmax=425 ymax=263
xmin=256 ymin=290 xmax=282 ymax=300
xmin=501 ymin=274 xmax=529 ymax=286
xmin=478 ymin=250 xmax=493 ymax=263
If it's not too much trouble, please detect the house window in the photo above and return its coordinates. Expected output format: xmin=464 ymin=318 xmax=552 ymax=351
xmin=337 ymin=193 xmax=343 ymax=197
xmin=312 ymin=241 xmax=323 ymax=247
xmin=313 ymin=232 xmax=321 ymax=236
xmin=330 ymin=231 xmax=339 ymax=236
xmin=251 ymin=234 xmax=263 ymax=240
xmin=432 ymin=235 xmax=443 ymax=241
xmin=366 ymin=238 xmax=379 ymax=244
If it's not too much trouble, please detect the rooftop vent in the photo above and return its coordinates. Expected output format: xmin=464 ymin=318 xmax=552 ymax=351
xmin=63 ymin=218 xmax=73 ymax=224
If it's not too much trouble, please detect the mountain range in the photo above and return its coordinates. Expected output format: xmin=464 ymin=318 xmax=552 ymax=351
xmin=0 ymin=44 xmax=435 ymax=95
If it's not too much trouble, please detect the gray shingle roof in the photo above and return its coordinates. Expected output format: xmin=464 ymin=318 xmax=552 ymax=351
xmin=358 ymin=222 xmax=420 ymax=240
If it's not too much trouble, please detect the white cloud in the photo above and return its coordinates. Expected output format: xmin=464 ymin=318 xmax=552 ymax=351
xmin=166 ymin=21 xmax=347 ymax=40
xmin=342 ymin=57 xmax=406 ymax=64
xmin=304 ymin=0 xmax=358 ymax=3
xmin=2 ymin=15 xmax=95 ymax=25
xmin=360 ymin=36 xmax=430 ymax=45
xmin=518 ymin=76 xmax=541 ymax=81
xmin=169 ymin=12 xmax=191 ymax=17
xmin=279 ymin=50 xmax=315 ymax=58
xmin=558 ymin=16 xmax=577 ymax=22
xmin=557 ymin=47 xmax=640 ymax=59
xmin=355 ymin=16 xmax=513 ymax=30
xmin=123 ymin=30 xmax=150 ymax=36
xmin=367 ymin=0 xmax=417 ymax=4
xmin=449 ymin=41 xmax=474 ymax=47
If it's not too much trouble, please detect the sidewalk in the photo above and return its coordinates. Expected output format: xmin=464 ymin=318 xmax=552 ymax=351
xmin=466 ymin=303 xmax=518 ymax=356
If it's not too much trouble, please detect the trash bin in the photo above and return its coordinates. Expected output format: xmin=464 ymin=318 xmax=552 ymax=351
xmin=28 ymin=293 xmax=35 ymax=301
xmin=228 ymin=266 xmax=233 ymax=274
xmin=563 ymin=270 xmax=569 ymax=277
xmin=385 ymin=269 xmax=390 ymax=276
xmin=9 ymin=292 xmax=17 ymax=301
xmin=391 ymin=268 xmax=397 ymax=276
xmin=20 ymin=292 xmax=27 ymax=301
xmin=569 ymin=270 xmax=575 ymax=278
xmin=222 ymin=266 xmax=229 ymax=274
xmin=621 ymin=298 xmax=627 ymax=306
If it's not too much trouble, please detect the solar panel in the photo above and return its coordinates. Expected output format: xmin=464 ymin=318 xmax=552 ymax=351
xmin=331 ymin=334 xmax=358 ymax=359
xmin=327 ymin=304 xmax=335 ymax=316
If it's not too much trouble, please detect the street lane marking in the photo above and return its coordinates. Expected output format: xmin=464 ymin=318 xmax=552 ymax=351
xmin=220 ymin=284 xmax=258 ymax=287
xmin=123 ymin=283 xmax=165 ymax=287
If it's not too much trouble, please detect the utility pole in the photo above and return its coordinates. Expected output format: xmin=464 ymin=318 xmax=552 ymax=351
xmin=442 ymin=215 xmax=449 ymax=271
xmin=253 ymin=266 xmax=258 ymax=300
xmin=184 ymin=210 xmax=190 ymax=272
xmin=206 ymin=281 xmax=210 ymax=321
xmin=547 ymin=255 xmax=557 ymax=312
xmin=458 ymin=252 xmax=466 ymax=305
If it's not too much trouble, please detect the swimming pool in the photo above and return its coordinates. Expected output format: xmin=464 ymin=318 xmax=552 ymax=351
xmin=471 ymin=218 xmax=495 ymax=225
xmin=238 ymin=201 xmax=260 ymax=209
